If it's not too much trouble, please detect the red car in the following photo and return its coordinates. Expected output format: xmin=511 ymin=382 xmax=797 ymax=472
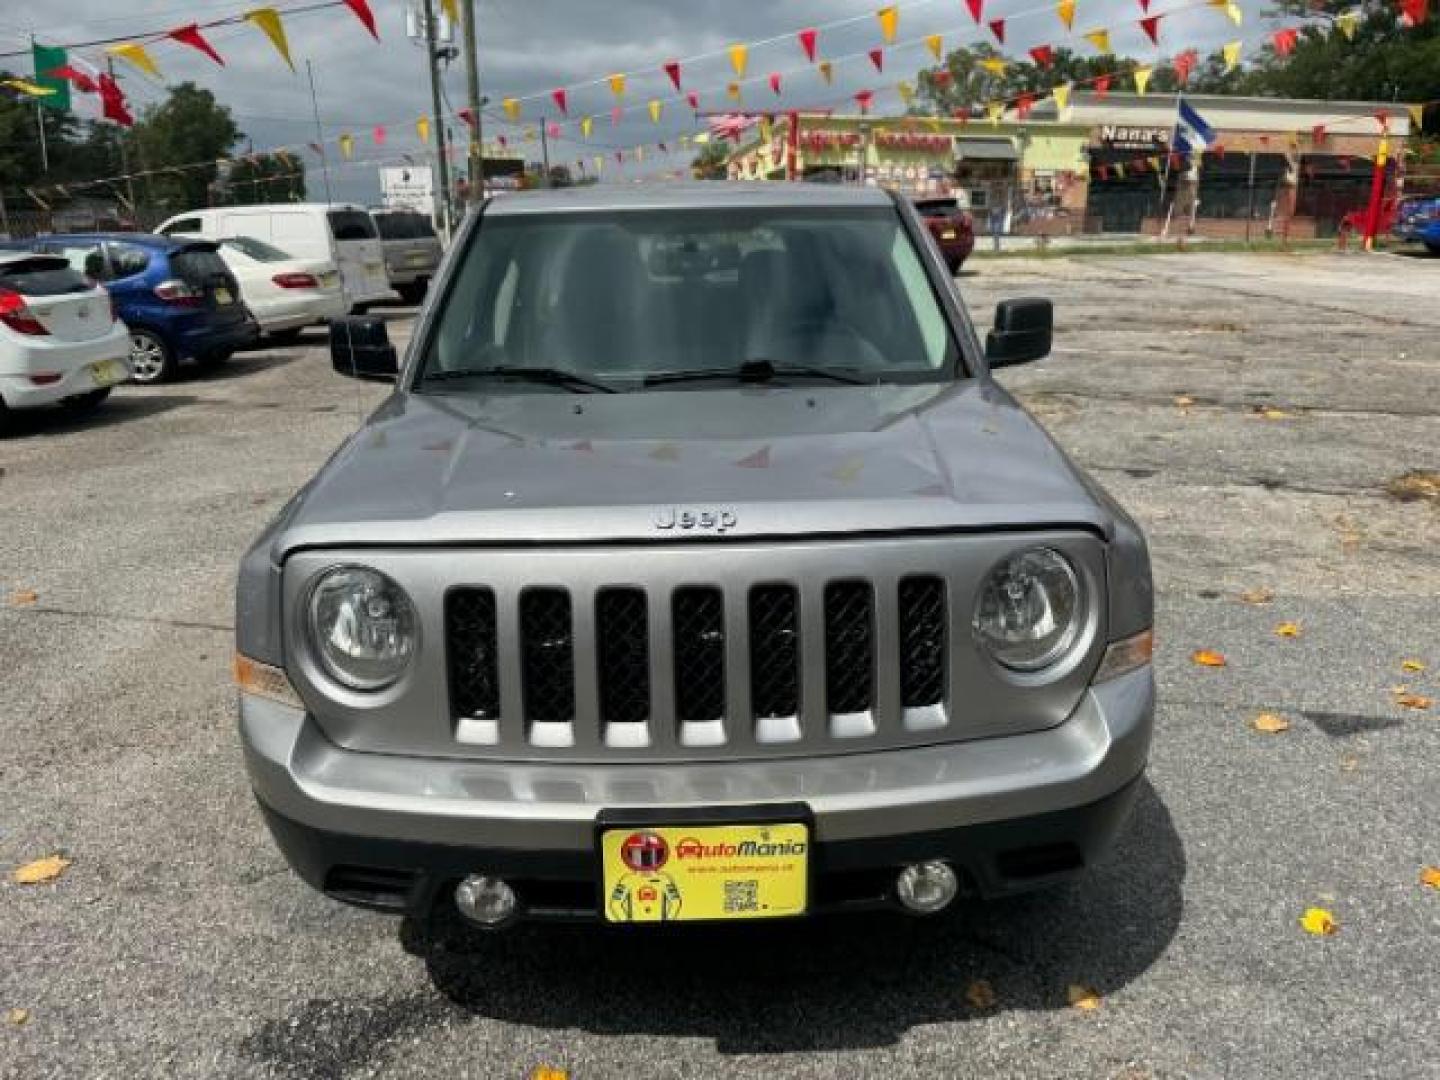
xmin=913 ymin=196 xmax=976 ymax=274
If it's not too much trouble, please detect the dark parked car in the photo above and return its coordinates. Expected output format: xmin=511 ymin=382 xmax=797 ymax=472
xmin=0 ymin=233 xmax=258 ymax=383
xmin=913 ymin=195 xmax=976 ymax=273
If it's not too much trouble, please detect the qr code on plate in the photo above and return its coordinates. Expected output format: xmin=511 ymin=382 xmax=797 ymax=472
xmin=723 ymin=879 xmax=760 ymax=914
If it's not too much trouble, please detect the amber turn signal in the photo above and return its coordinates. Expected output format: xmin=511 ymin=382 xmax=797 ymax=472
xmin=233 ymin=653 xmax=303 ymax=708
xmin=1093 ymin=629 xmax=1154 ymax=683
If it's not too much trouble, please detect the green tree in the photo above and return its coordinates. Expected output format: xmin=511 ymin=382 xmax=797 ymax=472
xmin=127 ymin=82 xmax=240 ymax=211
xmin=690 ymin=140 xmax=729 ymax=179
xmin=222 ymin=151 xmax=306 ymax=203
xmin=915 ymin=45 xmax=1124 ymax=114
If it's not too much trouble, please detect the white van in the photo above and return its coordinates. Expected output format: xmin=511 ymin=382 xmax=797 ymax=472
xmin=155 ymin=204 xmax=394 ymax=311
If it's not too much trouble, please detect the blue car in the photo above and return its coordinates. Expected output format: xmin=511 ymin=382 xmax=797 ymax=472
xmin=0 ymin=233 xmax=258 ymax=383
xmin=1392 ymin=195 xmax=1440 ymax=255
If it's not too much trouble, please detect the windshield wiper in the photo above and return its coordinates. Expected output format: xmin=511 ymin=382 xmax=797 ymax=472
xmin=644 ymin=359 xmax=872 ymax=388
xmin=422 ymin=366 xmax=618 ymax=394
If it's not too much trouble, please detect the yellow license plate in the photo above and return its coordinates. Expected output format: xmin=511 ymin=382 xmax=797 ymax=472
xmin=215 ymin=287 xmax=233 ymax=305
xmin=941 ymin=230 xmax=957 ymax=240
xmin=601 ymin=822 xmax=809 ymax=923
xmin=89 ymin=359 xmax=127 ymax=386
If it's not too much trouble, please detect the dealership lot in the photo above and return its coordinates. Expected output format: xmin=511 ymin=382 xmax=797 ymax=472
xmin=2 ymin=252 xmax=1437 ymax=1079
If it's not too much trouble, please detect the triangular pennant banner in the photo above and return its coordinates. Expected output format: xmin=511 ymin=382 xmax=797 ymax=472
xmin=552 ymin=88 xmax=568 ymax=115
xmin=244 ymin=8 xmax=294 ymax=71
xmin=1093 ymin=73 xmax=1112 ymax=100
xmin=580 ymin=116 xmax=593 ymax=138
xmin=1400 ymin=0 xmax=1428 ymax=26
xmin=1030 ymin=45 xmax=1054 ymax=68
xmin=898 ymin=81 xmax=915 ymax=105
xmin=502 ymin=97 xmax=520 ymax=121
xmin=1173 ymin=49 xmax=1198 ymax=83
xmin=869 ymin=48 xmax=885 ymax=72
xmin=339 ymin=133 xmax=354 ymax=159
xmin=1139 ymin=15 xmax=1162 ymax=44
xmin=416 ymin=116 xmax=430 ymax=143
xmin=1057 ymin=0 xmax=1077 ymax=30
xmin=648 ymin=99 xmax=662 ymax=124
xmin=988 ymin=18 xmax=1006 ymax=43
xmin=1335 ymin=10 xmax=1360 ymax=38
xmin=855 ymin=90 xmax=874 ymax=114
xmin=877 ymin=5 xmax=899 ymax=42
xmin=608 ymin=73 xmax=626 ymax=97
xmin=1408 ymin=104 xmax=1425 ymax=130
xmin=819 ymin=61 xmax=834 ymax=84
xmin=686 ymin=91 xmax=700 ymax=109
xmin=1133 ymin=66 xmax=1153 ymax=94
xmin=1084 ymin=28 xmax=1111 ymax=52
xmin=769 ymin=72 xmax=782 ymax=95
xmin=979 ymin=58 xmax=1008 ymax=76
xmin=986 ymin=101 xmax=1004 ymax=126
xmin=342 ymin=0 xmax=379 ymax=40
xmin=1222 ymin=40 xmax=1242 ymax=70
xmin=168 ymin=24 xmax=225 ymax=66
xmin=926 ymin=34 xmax=943 ymax=60
xmin=108 ymin=42 xmax=160 ymax=80
xmin=1272 ymin=28 xmax=1298 ymax=56
xmin=799 ymin=28 xmax=819 ymax=62
xmin=372 ymin=124 xmax=385 ymax=145
xmin=1226 ymin=3 xmax=1243 ymax=26
xmin=1053 ymin=83 xmax=1072 ymax=110
xmin=729 ymin=43 xmax=748 ymax=77
xmin=664 ymin=61 xmax=682 ymax=92
xmin=966 ymin=0 xmax=984 ymax=23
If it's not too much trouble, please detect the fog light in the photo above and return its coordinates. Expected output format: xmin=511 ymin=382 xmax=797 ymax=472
xmin=454 ymin=875 xmax=517 ymax=927
xmin=895 ymin=861 xmax=959 ymax=915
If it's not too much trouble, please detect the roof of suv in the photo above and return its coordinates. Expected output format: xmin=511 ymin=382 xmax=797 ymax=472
xmin=22 ymin=232 xmax=205 ymax=250
xmin=485 ymin=182 xmax=898 ymax=216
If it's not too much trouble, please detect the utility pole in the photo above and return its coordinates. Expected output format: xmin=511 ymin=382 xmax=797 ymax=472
xmin=305 ymin=60 xmax=334 ymax=204
xmin=539 ymin=123 xmax=551 ymax=186
xmin=458 ymin=0 xmax=484 ymax=203
xmin=421 ymin=0 xmax=452 ymax=237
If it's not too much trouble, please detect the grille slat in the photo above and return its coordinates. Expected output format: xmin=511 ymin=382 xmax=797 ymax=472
xmin=750 ymin=585 xmax=800 ymax=719
xmin=824 ymin=581 xmax=875 ymax=715
xmin=899 ymin=577 xmax=947 ymax=708
xmin=596 ymin=588 xmax=651 ymax=728
xmin=519 ymin=589 xmax=575 ymax=728
xmin=672 ymin=587 xmax=727 ymax=730
xmin=446 ymin=589 xmax=500 ymax=722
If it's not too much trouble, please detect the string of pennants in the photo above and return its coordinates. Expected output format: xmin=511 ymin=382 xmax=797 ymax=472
xmin=3 ymin=0 xmax=1432 ymax=205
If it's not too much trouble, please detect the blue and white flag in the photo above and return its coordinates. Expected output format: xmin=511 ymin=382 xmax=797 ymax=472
xmin=1173 ymin=99 xmax=1216 ymax=156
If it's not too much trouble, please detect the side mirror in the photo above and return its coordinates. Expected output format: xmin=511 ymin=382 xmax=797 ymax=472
xmin=330 ymin=316 xmax=398 ymax=381
xmin=985 ymin=298 xmax=1053 ymax=368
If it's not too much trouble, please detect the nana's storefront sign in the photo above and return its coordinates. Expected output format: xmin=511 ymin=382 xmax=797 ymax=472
xmin=1098 ymin=125 xmax=1171 ymax=150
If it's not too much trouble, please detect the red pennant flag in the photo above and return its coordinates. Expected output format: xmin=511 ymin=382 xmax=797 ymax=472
xmin=1375 ymin=109 xmax=1390 ymax=130
xmin=168 ymin=23 xmax=225 ymax=65
xmin=988 ymin=18 xmax=1006 ymax=43
xmin=373 ymin=124 xmax=386 ymax=145
xmin=952 ymin=108 xmax=969 ymax=124
xmin=1093 ymin=74 xmax=1112 ymax=100
xmin=1213 ymin=143 xmax=1226 ymax=160
xmin=552 ymin=88 xmax=568 ymax=115
xmin=1400 ymin=0 xmax=1428 ymax=26
xmin=1138 ymin=0 xmax=1151 ymax=10
xmin=933 ymin=70 xmax=953 ymax=88
xmin=664 ymin=61 xmax=682 ymax=91
xmin=1015 ymin=93 xmax=1036 ymax=119
xmin=611 ymin=106 xmax=623 ymax=126
xmin=686 ymin=91 xmax=700 ymax=110
xmin=966 ymin=0 xmax=984 ymax=23
xmin=855 ymin=90 xmax=875 ymax=114
xmin=342 ymin=0 xmax=379 ymax=40
xmin=1312 ymin=123 xmax=1326 ymax=143
xmin=1029 ymin=45 xmax=1054 ymax=68
xmin=458 ymin=107 xmax=477 ymax=129
xmin=1140 ymin=15 xmax=1162 ymax=44
xmin=1173 ymin=49 xmax=1197 ymax=84
xmin=798 ymin=27 xmax=819 ymax=62
xmin=769 ymin=72 xmax=782 ymax=95
xmin=547 ymin=122 xmax=561 ymax=139
xmin=497 ymin=135 xmax=508 ymax=148
xmin=1272 ymin=28 xmax=1298 ymax=55
xmin=45 ymin=64 xmax=99 ymax=94
xmin=98 ymin=73 xmax=134 ymax=126
xmin=869 ymin=48 xmax=884 ymax=72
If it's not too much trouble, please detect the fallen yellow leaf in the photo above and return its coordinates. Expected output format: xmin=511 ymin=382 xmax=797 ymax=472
xmin=1067 ymin=983 xmax=1102 ymax=1010
xmin=5 ymin=1008 xmax=29 ymax=1026
xmin=1274 ymin=622 xmax=1302 ymax=638
xmin=1299 ymin=907 xmax=1338 ymax=936
xmin=1191 ymin=649 xmax=1227 ymax=668
xmin=1400 ymin=659 xmax=1425 ymax=674
xmin=12 ymin=854 xmax=71 ymax=885
xmin=9 ymin=589 xmax=38 ymax=606
xmin=1394 ymin=693 xmax=1433 ymax=711
xmin=529 ymin=1069 xmax=569 ymax=1080
xmin=965 ymin=979 xmax=997 ymax=1009
xmin=1339 ymin=753 xmax=1361 ymax=773
xmin=1173 ymin=394 xmax=1195 ymax=408
xmin=1254 ymin=406 xmax=1293 ymax=420
xmin=1251 ymin=712 xmax=1290 ymax=734
xmin=1420 ymin=867 xmax=1440 ymax=890
xmin=1239 ymin=587 xmax=1275 ymax=605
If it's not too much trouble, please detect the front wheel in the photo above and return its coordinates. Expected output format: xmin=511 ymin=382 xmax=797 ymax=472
xmin=59 ymin=388 xmax=112 ymax=415
xmin=128 ymin=329 xmax=176 ymax=384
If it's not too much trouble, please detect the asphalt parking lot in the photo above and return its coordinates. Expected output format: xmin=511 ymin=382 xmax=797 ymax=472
xmin=2 ymin=251 xmax=1437 ymax=1079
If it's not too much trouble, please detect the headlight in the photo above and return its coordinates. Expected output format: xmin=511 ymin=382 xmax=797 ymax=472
xmin=973 ymin=548 xmax=1083 ymax=672
xmin=307 ymin=567 xmax=417 ymax=690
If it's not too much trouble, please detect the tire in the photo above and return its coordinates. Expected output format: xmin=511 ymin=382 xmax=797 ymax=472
xmin=196 ymin=348 xmax=233 ymax=368
xmin=58 ymin=388 xmax=112 ymax=415
xmin=397 ymin=280 xmax=428 ymax=305
xmin=128 ymin=329 xmax=177 ymax=384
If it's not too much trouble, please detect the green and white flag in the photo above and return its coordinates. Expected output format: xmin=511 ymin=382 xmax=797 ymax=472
xmin=32 ymin=41 xmax=71 ymax=112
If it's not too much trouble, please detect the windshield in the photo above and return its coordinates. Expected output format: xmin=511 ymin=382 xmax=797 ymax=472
xmin=224 ymin=236 xmax=291 ymax=262
xmin=418 ymin=206 xmax=959 ymax=390
xmin=328 ymin=210 xmax=378 ymax=241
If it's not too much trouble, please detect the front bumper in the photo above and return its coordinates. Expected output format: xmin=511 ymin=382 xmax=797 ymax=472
xmin=243 ymin=666 xmax=1153 ymax=917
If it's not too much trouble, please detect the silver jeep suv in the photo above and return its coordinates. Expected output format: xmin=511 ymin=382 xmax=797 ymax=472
xmin=236 ymin=184 xmax=1153 ymax=929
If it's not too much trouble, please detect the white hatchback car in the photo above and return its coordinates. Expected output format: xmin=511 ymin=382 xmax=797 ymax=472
xmin=0 ymin=251 xmax=130 ymax=431
xmin=214 ymin=236 xmax=347 ymax=341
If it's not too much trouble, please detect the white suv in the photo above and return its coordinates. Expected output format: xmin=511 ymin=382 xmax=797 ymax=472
xmin=0 ymin=251 xmax=131 ymax=432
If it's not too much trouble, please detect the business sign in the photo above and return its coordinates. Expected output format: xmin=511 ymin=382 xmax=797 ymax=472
xmin=379 ymin=165 xmax=434 ymax=215
xmin=1098 ymin=125 xmax=1171 ymax=150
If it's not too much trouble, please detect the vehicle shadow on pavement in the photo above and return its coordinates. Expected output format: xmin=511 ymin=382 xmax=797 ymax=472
xmin=179 ymin=351 xmax=303 ymax=383
xmin=0 ymin=393 xmax=196 ymax=439
xmin=413 ymin=780 xmax=1183 ymax=1054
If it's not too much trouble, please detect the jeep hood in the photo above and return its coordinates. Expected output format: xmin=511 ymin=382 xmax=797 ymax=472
xmin=272 ymin=381 xmax=1110 ymax=553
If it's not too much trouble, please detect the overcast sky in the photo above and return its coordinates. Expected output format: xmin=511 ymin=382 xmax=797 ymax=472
xmin=3 ymin=0 xmax=1245 ymax=203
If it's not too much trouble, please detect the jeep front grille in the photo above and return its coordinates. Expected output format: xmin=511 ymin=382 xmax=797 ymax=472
xmin=446 ymin=575 xmax=964 ymax=755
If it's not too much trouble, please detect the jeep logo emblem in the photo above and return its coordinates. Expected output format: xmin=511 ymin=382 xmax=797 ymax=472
xmin=653 ymin=506 xmax=739 ymax=534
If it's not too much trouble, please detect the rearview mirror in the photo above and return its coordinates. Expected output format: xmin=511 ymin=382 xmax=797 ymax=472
xmin=330 ymin=316 xmax=398 ymax=381
xmin=986 ymin=298 xmax=1053 ymax=368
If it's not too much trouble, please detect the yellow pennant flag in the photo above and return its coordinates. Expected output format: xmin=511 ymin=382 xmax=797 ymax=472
xmin=1335 ymin=9 xmax=1360 ymax=38
xmin=580 ymin=116 xmax=593 ymax=138
xmin=1133 ymin=66 xmax=1153 ymax=95
xmin=1222 ymin=40 xmax=1242 ymax=70
xmin=108 ymin=42 xmax=161 ymax=80
xmin=1053 ymin=83 xmax=1072 ymax=111
xmin=2 ymin=78 xmax=54 ymax=97
xmin=1225 ymin=2 xmax=1243 ymax=26
xmin=979 ymin=58 xmax=1008 ymax=76
xmin=1057 ymin=0 xmax=1077 ymax=31
xmin=441 ymin=0 xmax=459 ymax=23
xmin=692 ymin=131 xmax=711 ymax=145
xmin=986 ymin=101 xmax=1004 ymax=126
xmin=416 ymin=115 xmax=430 ymax=143
xmin=925 ymin=33 xmax=943 ymax=60
xmin=818 ymin=61 xmax=834 ymax=84
xmin=1084 ymin=28 xmax=1111 ymax=53
xmin=648 ymin=99 xmax=662 ymax=124
xmin=1408 ymin=104 xmax=1424 ymax=130
xmin=727 ymin=82 xmax=742 ymax=102
xmin=729 ymin=43 xmax=748 ymax=77
xmin=926 ymin=117 xmax=942 ymax=133
xmin=608 ymin=73 xmax=626 ymax=98
xmin=897 ymin=81 xmax=915 ymax=106
xmin=877 ymin=5 xmax=899 ymax=43
xmin=594 ymin=155 xmax=604 ymax=174
xmin=502 ymin=97 xmax=520 ymax=121
xmin=339 ymin=133 xmax=354 ymax=160
xmin=244 ymin=8 xmax=295 ymax=70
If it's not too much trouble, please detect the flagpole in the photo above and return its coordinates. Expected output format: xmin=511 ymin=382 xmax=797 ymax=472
xmin=305 ymin=60 xmax=335 ymax=205
xmin=107 ymin=58 xmax=139 ymax=217
xmin=1158 ymin=89 xmax=1183 ymax=238
xmin=36 ymin=104 xmax=50 ymax=172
